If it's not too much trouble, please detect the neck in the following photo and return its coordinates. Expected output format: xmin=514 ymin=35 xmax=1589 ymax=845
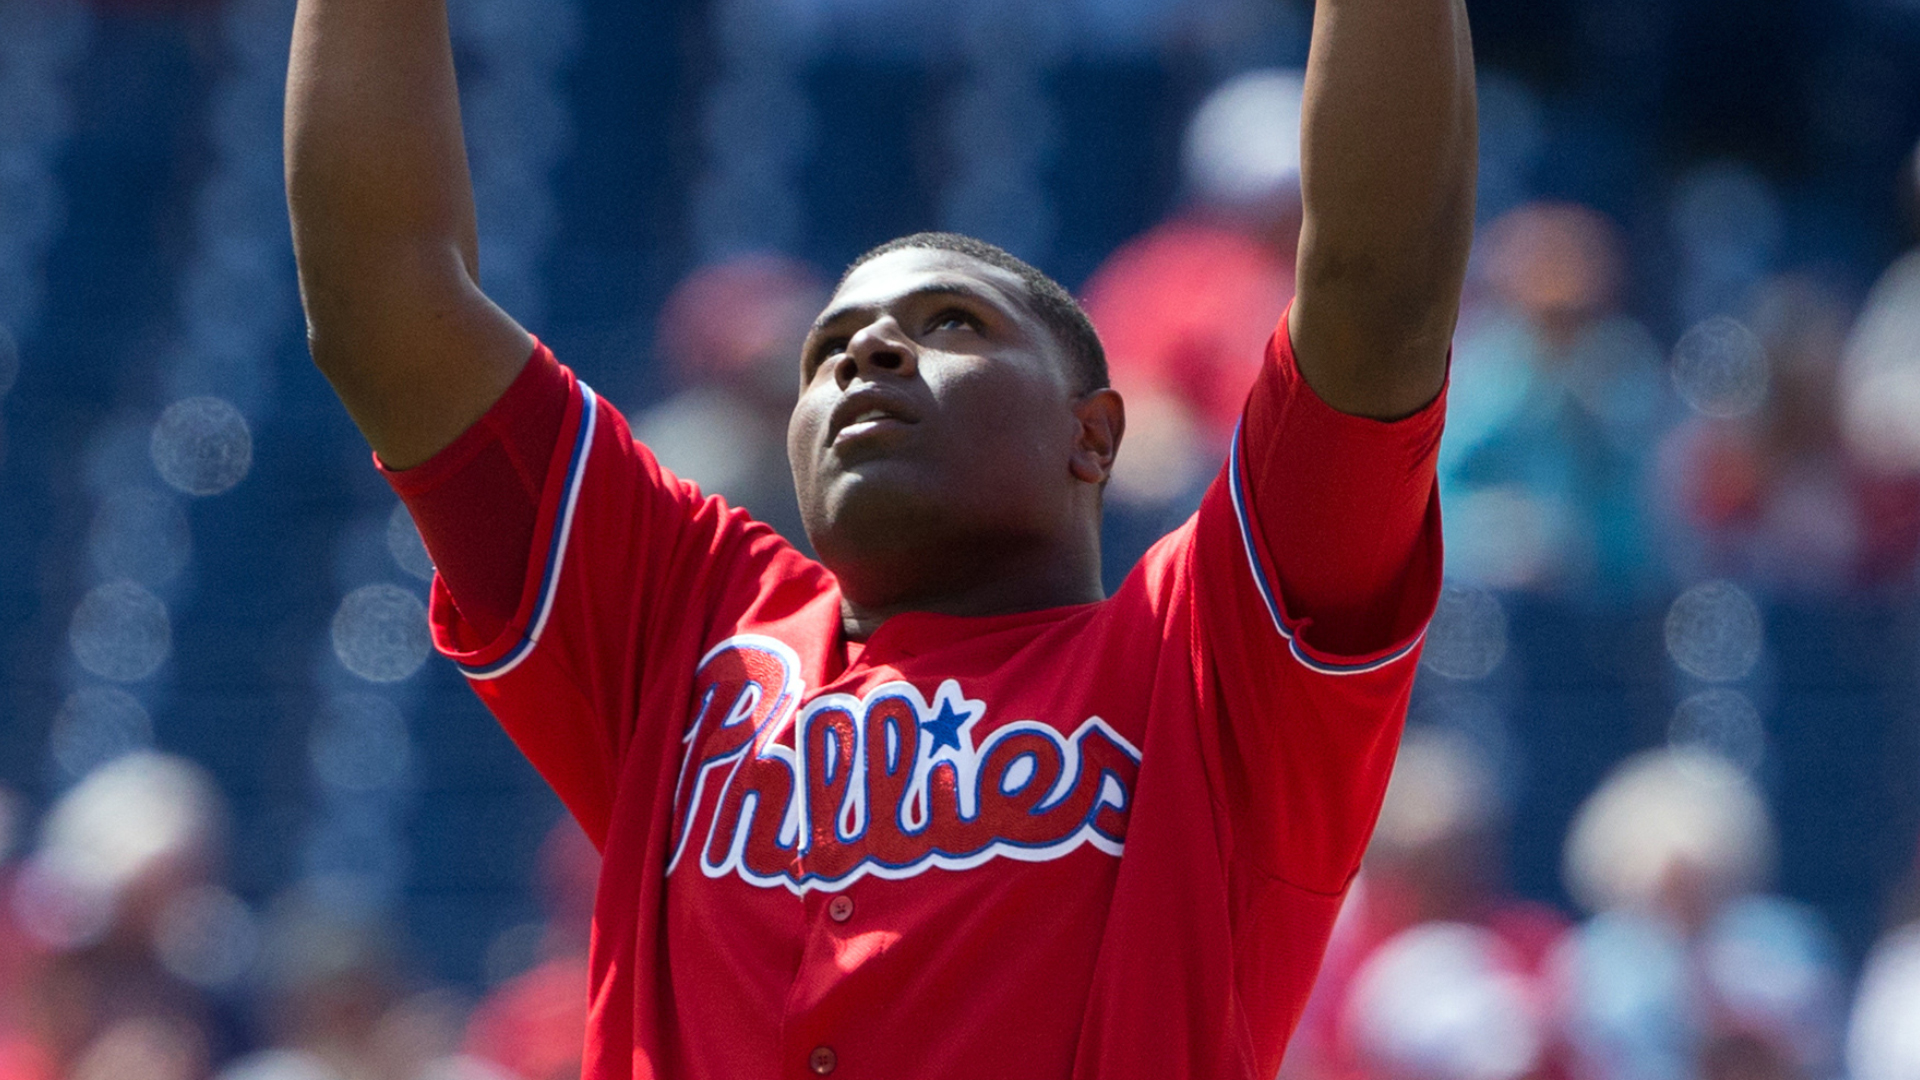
xmin=832 ymin=532 xmax=1105 ymax=641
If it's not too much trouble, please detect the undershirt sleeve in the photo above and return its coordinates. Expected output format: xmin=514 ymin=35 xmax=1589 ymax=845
xmin=378 ymin=342 xmax=569 ymax=643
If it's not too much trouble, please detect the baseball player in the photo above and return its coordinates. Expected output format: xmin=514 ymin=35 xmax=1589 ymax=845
xmin=284 ymin=0 xmax=1476 ymax=1075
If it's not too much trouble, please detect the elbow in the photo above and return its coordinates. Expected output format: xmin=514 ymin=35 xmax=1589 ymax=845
xmin=1297 ymin=238 xmax=1467 ymax=348
xmin=1299 ymin=175 xmax=1475 ymax=324
xmin=294 ymin=237 xmax=477 ymax=317
xmin=1292 ymin=224 xmax=1469 ymax=419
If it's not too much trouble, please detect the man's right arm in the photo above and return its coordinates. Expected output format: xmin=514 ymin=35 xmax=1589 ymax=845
xmin=286 ymin=0 xmax=533 ymax=469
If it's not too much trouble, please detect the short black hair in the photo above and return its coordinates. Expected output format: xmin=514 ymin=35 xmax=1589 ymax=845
xmin=843 ymin=232 xmax=1109 ymax=394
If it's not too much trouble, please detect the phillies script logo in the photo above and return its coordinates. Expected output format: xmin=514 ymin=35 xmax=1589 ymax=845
xmin=666 ymin=635 xmax=1143 ymax=892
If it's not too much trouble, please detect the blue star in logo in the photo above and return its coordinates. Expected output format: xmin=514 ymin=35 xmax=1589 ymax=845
xmin=920 ymin=699 xmax=970 ymax=754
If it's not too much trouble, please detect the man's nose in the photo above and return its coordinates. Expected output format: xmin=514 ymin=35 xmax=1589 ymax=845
xmin=836 ymin=316 xmax=917 ymax=387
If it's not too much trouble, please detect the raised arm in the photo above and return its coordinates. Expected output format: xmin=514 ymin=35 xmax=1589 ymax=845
xmin=1289 ymin=0 xmax=1477 ymax=421
xmin=286 ymin=0 xmax=533 ymax=468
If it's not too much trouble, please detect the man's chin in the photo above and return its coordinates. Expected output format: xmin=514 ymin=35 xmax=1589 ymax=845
xmin=805 ymin=476 xmax=950 ymax=560
xmin=812 ymin=462 xmax=933 ymax=513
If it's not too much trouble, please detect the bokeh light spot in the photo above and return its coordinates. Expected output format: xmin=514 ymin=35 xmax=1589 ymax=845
xmin=1672 ymin=316 xmax=1768 ymax=418
xmin=386 ymin=503 xmax=435 ymax=582
xmin=1420 ymin=585 xmax=1509 ymax=681
xmin=50 ymin=686 xmax=155 ymax=779
xmin=150 ymin=396 xmax=253 ymax=496
xmin=1664 ymin=580 xmax=1764 ymax=682
xmin=68 ymin=581 xmax=172 ymax=682
xmin=154 ymin=884 xmax=260 ymax=989
xmin=88 ymin=487 xmax=191 ymax=586
xmin=1668 ymin=687 xmax=1766 ymax=772
xmin=330 ymin=584 xmax=431 ymax=683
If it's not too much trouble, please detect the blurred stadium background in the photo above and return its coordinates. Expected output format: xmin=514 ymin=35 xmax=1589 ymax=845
xmin=4 ymin=0 xmax=1920 ymax=1077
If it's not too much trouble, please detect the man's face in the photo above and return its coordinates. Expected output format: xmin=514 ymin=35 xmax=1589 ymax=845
xmin=788 ymin=248 xmax=1090 ymax=586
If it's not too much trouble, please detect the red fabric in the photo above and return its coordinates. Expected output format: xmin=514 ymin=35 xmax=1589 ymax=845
xmin=380 ymin=345 xmax=568 ymax=641
xmin=383 ymin=315 xmax=1444 ymax=1080
xmin=1250 ymin=311 xmax=1446 ymax=656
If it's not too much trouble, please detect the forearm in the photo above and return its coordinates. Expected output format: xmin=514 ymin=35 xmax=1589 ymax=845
xmin=1291 ymin=0 xmax=1477 ymax=420
xmin=285 ymin=0 xmax=530 ymax=467
xmin=287 ymin=0 xmax=477 ymax=308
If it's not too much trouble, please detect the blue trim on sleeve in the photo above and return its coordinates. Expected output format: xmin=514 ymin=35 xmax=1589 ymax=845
xmin=461 ymin=383 xmax=599 ymax=681
xmin=1226 ymin=421 xmax=1424 ymax=676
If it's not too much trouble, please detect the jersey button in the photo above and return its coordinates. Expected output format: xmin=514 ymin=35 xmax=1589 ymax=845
xmin=827 ymin=895 xmax=855 ymax=923
xmin=809 ymin=1045 xmax=837 ymax=1074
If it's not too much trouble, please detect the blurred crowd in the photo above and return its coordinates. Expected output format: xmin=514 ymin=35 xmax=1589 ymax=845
xmin=5 ymin=751 xmax=1919 ymax=1080
xmin=0 ymin=755 xmax=599 ymax=1080
xmin=6 ymin=23 xmax=1920 ymax=1080
xmin=1280 ymin=730 xmax=1920 ymax=1080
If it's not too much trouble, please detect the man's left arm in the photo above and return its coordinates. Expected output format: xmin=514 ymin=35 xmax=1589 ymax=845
xmin=1289 ymin=0 xmax=1476 ymax=422
xmin=1180 ymin=0 xmax=1473 ymax=894
xmin=1206 ymin=0 xmax=1472 ymax=659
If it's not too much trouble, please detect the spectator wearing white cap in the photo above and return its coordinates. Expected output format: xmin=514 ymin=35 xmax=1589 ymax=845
xmin=1553 ymin=750 xmax=1844 ymax=1080
xmin=7 ymin=753 xmax=247 ymax=1080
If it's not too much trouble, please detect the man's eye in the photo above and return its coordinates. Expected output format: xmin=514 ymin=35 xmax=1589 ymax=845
xmin=929 ymin=311 xmax=976 ymax=333
xmin=807 ymin=341 xmax=848 ymax=372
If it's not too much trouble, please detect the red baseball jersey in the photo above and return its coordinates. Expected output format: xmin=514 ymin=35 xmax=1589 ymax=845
xmin=384 ymin=316 xmax=1444 ymax=1080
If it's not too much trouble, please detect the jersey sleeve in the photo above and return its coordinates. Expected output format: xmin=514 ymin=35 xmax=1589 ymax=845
xmin=382 ymin=342 xmax=824 ymax=845
xmin=1183 ymin=309 xmax=1446 ymax=894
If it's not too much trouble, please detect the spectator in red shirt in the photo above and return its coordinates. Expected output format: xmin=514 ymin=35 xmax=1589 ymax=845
xmin=1081 ymin=68 xmax=1303 ymax=524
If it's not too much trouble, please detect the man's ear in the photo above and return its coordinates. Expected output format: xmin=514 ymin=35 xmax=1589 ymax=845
xmin=1069 ymin=388 xmax=1125 ymax=485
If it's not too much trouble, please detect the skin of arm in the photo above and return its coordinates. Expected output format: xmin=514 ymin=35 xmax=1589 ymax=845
xmin=286 ymin=0 xmax=534 ymax=469
xmin=1288 ymin=0 xmax=1478 ymax=421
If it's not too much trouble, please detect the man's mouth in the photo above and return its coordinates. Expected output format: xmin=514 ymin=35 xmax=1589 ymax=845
xmin=835 ymin=408 xmax=908 ymax=443
xmin=827 ymin=391 xmax=919 ymax=446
